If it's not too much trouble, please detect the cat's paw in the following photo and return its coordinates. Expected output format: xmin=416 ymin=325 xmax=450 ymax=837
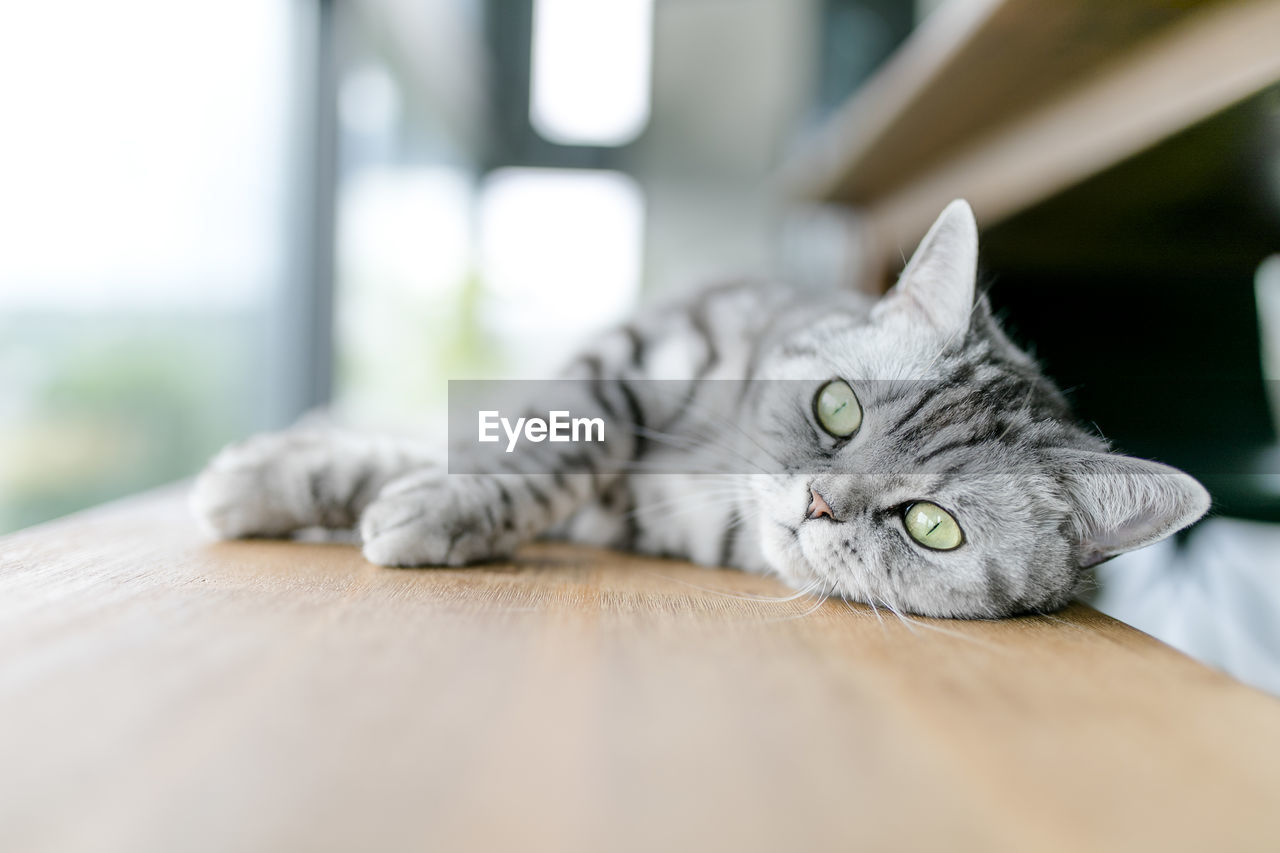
xmin=359 ymin=471 xmax=517 ymax=567
xmin=192 ymin=429 xmax=344 ymax=539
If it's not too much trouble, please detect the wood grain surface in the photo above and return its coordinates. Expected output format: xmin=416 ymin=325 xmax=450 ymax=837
xmin=2 ymin=489 xmax=1279 ymax=852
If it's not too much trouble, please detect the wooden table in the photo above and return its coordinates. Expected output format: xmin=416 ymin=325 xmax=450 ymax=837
xmin=3 ymin=489 xmax=1279 ymax=852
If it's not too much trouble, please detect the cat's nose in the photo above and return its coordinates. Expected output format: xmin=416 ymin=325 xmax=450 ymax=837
xmin=807 ymin=488 xmax=836 ymax=521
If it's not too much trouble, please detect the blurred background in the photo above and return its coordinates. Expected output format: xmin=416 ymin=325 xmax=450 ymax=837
xmin=3 ymin=0 xmax=1280 ymax=688
xmin=0 ymin=0 xmax=846 ymax=533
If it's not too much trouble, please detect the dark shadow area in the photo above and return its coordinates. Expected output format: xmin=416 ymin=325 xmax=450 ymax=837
xmin=983 ymin=86 xmax=1280 ymax=520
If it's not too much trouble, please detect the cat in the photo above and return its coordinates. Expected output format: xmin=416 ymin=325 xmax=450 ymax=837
xmin=193 ymin=200 xmax=1209 ymax=618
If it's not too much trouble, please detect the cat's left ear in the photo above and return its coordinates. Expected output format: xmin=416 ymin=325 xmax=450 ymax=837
xmin=871 ymin=199 xmax=978 ymax=336
xmin=1051 ymin=449 xmax=1211 ymax=568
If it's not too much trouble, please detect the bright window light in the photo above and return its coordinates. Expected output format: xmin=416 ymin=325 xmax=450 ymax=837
xmin=530 ymin=0 xmax=653 ymax=147
xmin=1256 ymin=255 xmax=1280 ymax=426
xmin=479 ymin=168 xmax=644 ymax=375
xmin=0 ymin=0 xmax=292 ymax=311
xmin=338 ymin=167 xmax=470 ymax=297
xmin=334 ymin=167 xmax=472 ymax=424
xmin=339 ymin=64 xmax=402 ymax=138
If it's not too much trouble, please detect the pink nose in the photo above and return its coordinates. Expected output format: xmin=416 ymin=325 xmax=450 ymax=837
xmin=807 ymin=488 xmax=835 ymax=521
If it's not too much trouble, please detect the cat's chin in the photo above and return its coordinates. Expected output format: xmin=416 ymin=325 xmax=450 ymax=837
xmin=758 ymin=518 xmax=825 ymax=595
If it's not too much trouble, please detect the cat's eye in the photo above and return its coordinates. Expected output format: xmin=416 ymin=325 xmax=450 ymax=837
xmin=903 ymin=501 xmax=964 ymax=551
xmin=814 ymin=379 xmax=862 ymax=438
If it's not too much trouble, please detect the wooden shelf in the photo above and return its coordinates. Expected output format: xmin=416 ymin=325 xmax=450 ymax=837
xmin=786 ymin=0 xmax=1280 ymax=278
xmin=3 ymin=489 xmax=1280 ymax=849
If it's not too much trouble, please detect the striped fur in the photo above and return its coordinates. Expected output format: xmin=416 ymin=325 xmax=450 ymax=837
xmin=193 ymin=201 xmax=1209 ymax=618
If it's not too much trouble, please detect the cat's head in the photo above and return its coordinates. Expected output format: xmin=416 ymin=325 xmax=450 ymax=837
xmin=748 ymin=200 xmax=1209 ymax=618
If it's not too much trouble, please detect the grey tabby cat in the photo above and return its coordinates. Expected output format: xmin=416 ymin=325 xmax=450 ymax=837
xmin=194 ymin=201 xmax=1209 ymax=618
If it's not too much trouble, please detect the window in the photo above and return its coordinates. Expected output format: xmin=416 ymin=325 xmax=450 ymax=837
xmin=0 ymin=1 xmax=309 ymax=532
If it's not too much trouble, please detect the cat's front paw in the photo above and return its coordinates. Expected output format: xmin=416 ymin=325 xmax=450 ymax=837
xmin=359 ymin=471 xmax=518 ymax=567
xmin=193 ymin=431 xmax=312 ymax=538
xmin=193 ymin=428 xmax=364 ymax=539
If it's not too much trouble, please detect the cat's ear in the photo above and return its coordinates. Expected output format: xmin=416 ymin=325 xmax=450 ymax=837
xmin=872 ymin=199 xmax=978 ymax=335
xmin=1051 ymin=450 xmax=1210 ymax=567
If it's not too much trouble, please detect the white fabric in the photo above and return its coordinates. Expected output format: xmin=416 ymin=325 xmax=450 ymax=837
xmin=1093 ymin=518 xmax=1280 ymax=695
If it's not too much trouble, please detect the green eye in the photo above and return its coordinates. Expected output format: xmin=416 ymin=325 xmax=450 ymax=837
xmin=814 ymin=379 xmax=863 ymax=438
xmin=903 ymin=501 xmax=964 ymax=551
